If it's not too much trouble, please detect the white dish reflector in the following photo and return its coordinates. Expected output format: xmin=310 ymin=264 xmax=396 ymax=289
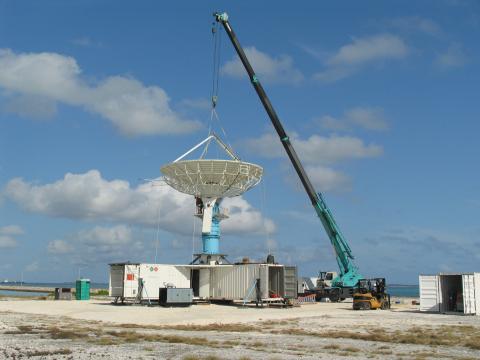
xmin=161 ymin=159 xmax=263 ymax=198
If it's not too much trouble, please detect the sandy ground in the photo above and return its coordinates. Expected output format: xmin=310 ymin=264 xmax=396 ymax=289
xmin=1 ymin=298 xmax=479 ymax=359
xmin=0 ymin=298 xmax=418 ymax=326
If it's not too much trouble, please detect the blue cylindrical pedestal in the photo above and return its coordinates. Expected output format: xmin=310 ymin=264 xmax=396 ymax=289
xmin=202 ymin=209 xmax=221 ymax=254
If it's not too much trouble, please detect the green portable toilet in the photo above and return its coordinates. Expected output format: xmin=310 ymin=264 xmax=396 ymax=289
xmin=75 ymin=279 xmax=90 ymax=300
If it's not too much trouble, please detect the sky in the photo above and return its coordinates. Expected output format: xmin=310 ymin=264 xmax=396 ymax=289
xmin=1 ymin=0 xmax=479 ymax=284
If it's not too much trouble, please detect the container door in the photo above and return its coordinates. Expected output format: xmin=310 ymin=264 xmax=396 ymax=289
xmin=462 ymin=274 xmax=476 ymax=315
xmin=283 ymin=266 xmax=298 ymax=299
xmin=124 ymin=265 xmax=139 ymax=298
xmin=419 ymin=275 xmax=440 ymax=312
xmin=199 ymin=268 xmax=210 ymax=299
xmin=475 ymin=273 xmax=480 ymax=316
xmin=259 ymin=265 xmax=268 ymax=299
xmin=109 ymin=265 xmax=125 ymax=297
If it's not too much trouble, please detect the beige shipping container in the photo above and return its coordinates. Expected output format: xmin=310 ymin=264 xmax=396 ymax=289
xmin=208 ymin=264 xmax=295 ymax=301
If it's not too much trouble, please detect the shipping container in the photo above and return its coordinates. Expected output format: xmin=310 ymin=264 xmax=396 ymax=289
xmin=207 ymin=263 xmax=297 ymax=302
xmin=109 ymin=263 xmax=190 ymax=302
xmin=419 ymin=273 xmax=480 ymax=315
xmin=109 ymin=262 xmax=297 ymax=303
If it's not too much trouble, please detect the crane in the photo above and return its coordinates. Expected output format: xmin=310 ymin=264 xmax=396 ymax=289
xmin=214 ymin=12 xmax=364 ymax=301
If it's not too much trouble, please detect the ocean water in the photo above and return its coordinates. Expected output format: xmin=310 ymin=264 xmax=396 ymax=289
xmin=0 ymin=282 xmax=108 ymax=297
xmin=2 ymin=282 xmax=420 ymax=298
xmin=0 ymin=290 xmax=50 ymax=297
xmin=387 ymin=285 xmax=419 ymax=297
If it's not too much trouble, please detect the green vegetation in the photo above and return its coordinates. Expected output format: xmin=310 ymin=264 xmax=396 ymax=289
xmin=342 ymin=346 xmax=360 ymax=353
xmin=4 ymin=320 xmax=480 ymax=359
xmin=94 ymin=289 xmax=109 ymax=296
xmin=23 ymin=349 xmax=72 ymax=357
xmin=123 ymin=321 xmax=480 ymax=352
xmin=182 ymin=355 xmax=222 ymax=360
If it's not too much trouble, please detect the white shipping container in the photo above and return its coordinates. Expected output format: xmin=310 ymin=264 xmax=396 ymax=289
xmin=110 ymin=262 xmax=297 ymax=303
xmin=109 ymin=263 xmax=141 ymax=299
xmin=108 ymin=263 xmax=190 ymax=301
xmin=419 ymin=275 xmax=440 ymax=312
xmin=139 ymin=264 xmax=190 ymax=300
xmin=419 ymin=273 xmax=480 ymax=315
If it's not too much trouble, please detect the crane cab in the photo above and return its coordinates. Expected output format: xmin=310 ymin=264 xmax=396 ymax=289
xmin=316 ymin=271 xmax=338 ymax=288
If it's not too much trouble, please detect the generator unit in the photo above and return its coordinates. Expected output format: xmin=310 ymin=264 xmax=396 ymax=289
xmin=159 ymin=287 xmax=193 ymax=307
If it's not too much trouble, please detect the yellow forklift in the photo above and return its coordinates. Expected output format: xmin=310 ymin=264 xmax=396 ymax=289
xmin=353 ymin=278 xmax=391 ymax=310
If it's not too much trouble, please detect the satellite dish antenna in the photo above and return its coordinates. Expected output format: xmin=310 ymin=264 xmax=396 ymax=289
xmin=160 ymin=133 xmax=263 ymax=264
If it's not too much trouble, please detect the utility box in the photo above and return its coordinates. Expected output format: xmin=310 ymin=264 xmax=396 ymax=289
xmin=55 ymin=287 xmax=72 ymax=300
xmin=75 ymin=279 xmax=90 ymax=300
xmin=159 ymin=288 xmax=193 ymax=306
xmin=419 ymin=273 xmax=480 ymax=315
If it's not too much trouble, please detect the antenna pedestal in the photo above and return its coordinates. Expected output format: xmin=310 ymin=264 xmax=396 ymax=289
xmin=195 ymin=198 xmax=228 ymax=256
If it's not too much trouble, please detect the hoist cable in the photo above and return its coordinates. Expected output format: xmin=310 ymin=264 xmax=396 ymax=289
xmin=207 ymin=20 xmax=234 ymax=157
xmin=211 ymin=108 xmax=234 ymax=152
xmin=214 ymin=26 xmax=221 ymax=101
xmin=210 ymin=21 xmax=221 ymax=109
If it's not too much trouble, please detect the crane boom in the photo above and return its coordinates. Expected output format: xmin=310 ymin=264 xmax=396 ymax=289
xmin=214 ymin=12 xmax=363 ymax=288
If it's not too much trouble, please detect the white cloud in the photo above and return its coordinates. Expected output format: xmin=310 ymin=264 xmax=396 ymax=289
xmin=79 ymin=225 xmax=133 ymax=247
xmin=390 ymin=16 xmax=442 ymax=36
xmin=25 ymin=261 xmax=39 ymax=272
xmin=265 ymin=238 xmax=278 ymax=252
xmin=0 ymin=225 xmax=24 ymax=248
xmin=0 ymin=235 xmax=17 ymax=248
xmin=71 ymin=37 xmax=102 ymax=48
xmin=245 ymin=131 xmax=382 ymax=191
xmin=360 ymin=227 xmax=480 ymax=282
xmin=246 ymin=132 xmax=382 ymax=165
xmin=436 ymin=43 xmax=468 ymax=69
xmin=4 ymin=170 xmax=274 ymax=236
xmin=49 ymin=225 xmax=145 ymax=265
xmin=314 ymin=34 xmax=408 ymax=82
xmin=0 ymin=225 xmax=24 ymax=235
xmin=346 ymin=107 xmax=389 ymax=131
xmin=327 ymin=34 xmax=408 ymax=66
xmin=317 ymin=115 xmax=350 ymax=131
xmin=294 ymin=134 xmax=383 ymax=164
xmin=318 ymin=107 xmax=388 ymax=131
xmin=47 ymin=239 xmax=74 ymax=254
xmin=221 ymin=46 xmax=303 ymax=85
xmin=76 ymin=225 xmax=143 ymax=258
xmin=179 ymin=98 xmax=211 ymax=110
xmin=305 ymin=165 xmax=350 ymax=192
xmin=222 ymin=197 xmax=276 ymax=235
xmin=0 ymin=48 xmax=200 ymax=136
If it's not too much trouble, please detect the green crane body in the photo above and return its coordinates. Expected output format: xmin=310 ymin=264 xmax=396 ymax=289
xmin=314 ymin=193 xmax=363 ymax=288
xmin=214 ymin=12 xmax=363 ymax=290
